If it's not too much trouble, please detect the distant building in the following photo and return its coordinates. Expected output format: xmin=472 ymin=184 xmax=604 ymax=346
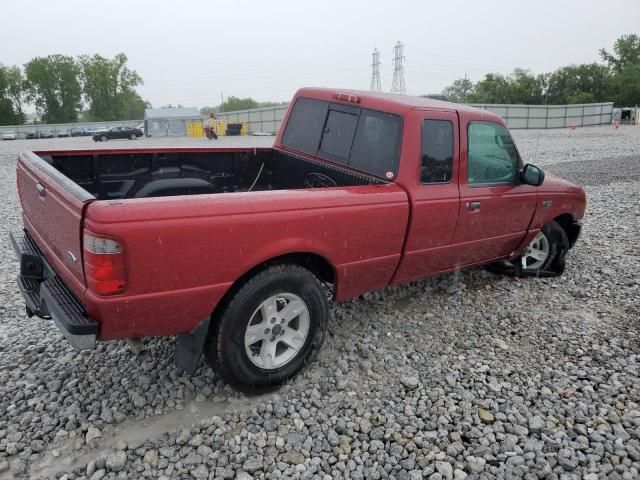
xmin=613 ymin=107 xmax=639 ymax=125
xmin=144 ymin=107 xmax=202 ymax=137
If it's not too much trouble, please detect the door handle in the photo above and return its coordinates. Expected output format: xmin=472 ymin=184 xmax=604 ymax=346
xmin=467 ymin=201 xmax=481 ymax=211
xmin=36 ymin=183 xmax=46 ymax=198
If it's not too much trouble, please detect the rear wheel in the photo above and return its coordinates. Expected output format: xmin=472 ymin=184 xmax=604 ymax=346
xmin=130 ymin=133 xmax=137 ymax=140
xmin=100 ymin=135 xmax=107 ymax=142
xmin=205 ymin=264 xmax=328 ymax=393
xmin=488 ymin=220 xmax=569 ymax=277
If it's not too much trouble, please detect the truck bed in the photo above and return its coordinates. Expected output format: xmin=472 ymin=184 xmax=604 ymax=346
xmin=39 ymin=147 xmax=384 ymax=200
xmin=16 ymin=146 xmax=409 ymax=340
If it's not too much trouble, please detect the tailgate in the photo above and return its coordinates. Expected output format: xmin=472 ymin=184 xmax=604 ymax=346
xmin=17 ymin=151 xmax=94 ymax=291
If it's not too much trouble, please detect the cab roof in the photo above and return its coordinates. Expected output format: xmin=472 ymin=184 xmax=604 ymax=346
xmin=294 ymin=87 xmax=500 ymax=121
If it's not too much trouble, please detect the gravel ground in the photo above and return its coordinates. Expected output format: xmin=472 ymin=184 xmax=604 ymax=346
xmin=0 ymin=125 xmax=639 ymax=479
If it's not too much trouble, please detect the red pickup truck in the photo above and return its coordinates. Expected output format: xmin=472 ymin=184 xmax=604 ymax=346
xmin=11 ymin=88 xmax=585 ymax=391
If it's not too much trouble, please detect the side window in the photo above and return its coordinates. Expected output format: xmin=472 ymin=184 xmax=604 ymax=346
xmin=350 ymin=109 xmax=402 ymax=178
xmin=421 ymin=119 xmax=453 ymax=183
xmin=318 ymin=108 xmax=359 ymax=163
xmin=282 ymin=97 xmax=328 ymax=154
xmin=467 ymin=122 xmax=519 ymax=185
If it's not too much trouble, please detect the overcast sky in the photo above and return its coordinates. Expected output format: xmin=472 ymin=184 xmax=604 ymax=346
xmin=2 ymin=0 xmax=638 ymax=108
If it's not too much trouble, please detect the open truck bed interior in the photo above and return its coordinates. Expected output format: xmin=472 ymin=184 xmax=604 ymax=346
xmin=38 ymin=149 xmax=384 ymax=200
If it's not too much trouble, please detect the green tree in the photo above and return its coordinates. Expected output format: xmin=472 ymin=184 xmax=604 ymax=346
xmin=79 ymin=53 xmax=145 ymax=120
xmin=442 ymin=77 xmax=474 ymax=102
xmin=508 ymin=69 xmax=546 ymax=104
xmin=567 ymin=91 xmax=597 ymax=104
xmin=202 ymin=100 xmax=283 ymax=115
xmin=220 ymin=96 xmax=259 ymax=112
xmin=119 ymin=91 xmax=149 ymax=120
xmin=4 ymin=66 xmax=26 ymax=124
xmin=0 ymin=67 xmax=15 ymax=125
xmin=612 ymin=63 xmax=640 ymax=106
xmin=467 ymin=73 xmax=512 ymax=103
xmin=258 ymin=101 xmax=286 ymax=108
xmin=600 ymin=34 xmax=640 ymax=73
xmin=463 ymin=69 xmax=547 ymax=104
xmin=0 ymin=98 xmax=16 ymax=125
xmin=0 ymin=64 xmax=24 ymax=125
xmin=545 ymin=64 xmax=612 ymax=104
xmin=600 ymin=34 xmax=640 ymax=106
xmin=25 ymin=55 xmax=82 ymax=123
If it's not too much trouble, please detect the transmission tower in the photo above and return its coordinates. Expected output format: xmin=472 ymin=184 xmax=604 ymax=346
xmin=370 ymin=48 xmax=382 ymax=92
xmin=391 ymin=41 xmax=406 ymax=94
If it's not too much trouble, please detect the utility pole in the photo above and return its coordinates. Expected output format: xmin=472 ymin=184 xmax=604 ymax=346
xmin=220 ymin=92 xmax=224 ymax=112
xmin=391 ymin=41 xmax=406 ymax=94
xmin=370 ymin=48 xmax=382 ymax=92
xmin=463 ymin=73 xmax=468 ymax=103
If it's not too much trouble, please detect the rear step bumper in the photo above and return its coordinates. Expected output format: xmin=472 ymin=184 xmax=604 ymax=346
xmin=10 ymin=229 xmax=98 ymax=350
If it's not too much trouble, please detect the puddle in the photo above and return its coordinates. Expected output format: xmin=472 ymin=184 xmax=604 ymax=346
xmin=391 ymin=295 xmax=415 ymax=312
xmin=4 ymin=393 xmax=272 ymax=479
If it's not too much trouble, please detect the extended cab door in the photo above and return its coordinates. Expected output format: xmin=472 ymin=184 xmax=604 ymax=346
xmin=393 ymin=109 xmax=461 ymax=283
xmin=453 ymin=118 xmax=537 ymax=265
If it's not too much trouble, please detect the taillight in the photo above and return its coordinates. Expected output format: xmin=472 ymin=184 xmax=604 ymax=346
xmin=83 ymin=231 xmax=126 ymax=295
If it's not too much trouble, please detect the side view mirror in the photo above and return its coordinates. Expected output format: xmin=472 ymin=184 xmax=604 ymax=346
xmin=520 ymin=164 xmax=545 ymax=186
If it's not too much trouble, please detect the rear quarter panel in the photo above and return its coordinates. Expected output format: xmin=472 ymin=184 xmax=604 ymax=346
xmin=83 ymin=184 xmax=409 ymax=339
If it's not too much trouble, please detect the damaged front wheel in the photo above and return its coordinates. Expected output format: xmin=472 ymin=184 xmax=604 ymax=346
xmin=487 ymin=220 xmax=570 ymax=277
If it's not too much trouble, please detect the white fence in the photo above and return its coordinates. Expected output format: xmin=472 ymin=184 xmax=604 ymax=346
xmin=0 ymin=102 xmax=616 ymax=138
xmin=469 ymin=102 xmax=614 ymax=129
xmin=215 ymin=105 xmax=289 ymax=134
xmin=217 ymin=102 xmax=614 ymax=133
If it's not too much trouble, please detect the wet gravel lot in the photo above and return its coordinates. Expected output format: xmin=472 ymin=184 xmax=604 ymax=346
xmin=0 ymin=126 xmax=639 ymax=479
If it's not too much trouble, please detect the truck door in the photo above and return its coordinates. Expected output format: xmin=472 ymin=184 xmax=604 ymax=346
xmin=393 ymin=110 xmax=461 ymax=283
xmin=453 ymin=119 xmax=537 ymax=265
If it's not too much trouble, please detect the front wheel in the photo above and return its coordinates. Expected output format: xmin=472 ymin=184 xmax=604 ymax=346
xmin=100 ymin=135 xmax=107 ymax=142
xmin=130 ymin=133 xmax=137 ymax=140
xmin=205 ymin=264 xmax=328 ymax=393
xmin=488 ymin=220 xmax=570 ymax=277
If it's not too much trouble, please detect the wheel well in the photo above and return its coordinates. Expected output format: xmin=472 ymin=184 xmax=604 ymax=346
xmin=212 ymin=253 xmax=336 ymax=321
xmin=252 ymin=252 xmax=335 ymax=286
xmin=553 ymin=213 xmax=574 ymax=238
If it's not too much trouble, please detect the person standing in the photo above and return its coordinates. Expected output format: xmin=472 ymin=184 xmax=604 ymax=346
xmin=204 ymin=112 xmax=218 ymax=140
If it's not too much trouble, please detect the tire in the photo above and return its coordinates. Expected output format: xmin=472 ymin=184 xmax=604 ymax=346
xmin=487 ymin=220 xmax=570 ymax=277
xmin=130 ymin=133 xmax=137 ymax=140
xmin=100 ymin=135 xmax=107 ymax=142
xmin=205 ymin=264 xmax=328 ymax=393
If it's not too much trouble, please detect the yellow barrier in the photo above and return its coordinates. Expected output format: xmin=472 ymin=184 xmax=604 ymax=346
xmin=214 ymin=120 xmax=227 ymax=137
xmin=198 ymin=119 xmax=250 ymax=137
xmin=186 ymin=121 xmax=203 ymax=137
xmin=211 ymin=119 xmax=249 ymax=136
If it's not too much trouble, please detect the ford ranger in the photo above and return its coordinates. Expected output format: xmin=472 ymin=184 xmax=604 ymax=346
xmin=10 ymin=88 xmax=585 ymax=392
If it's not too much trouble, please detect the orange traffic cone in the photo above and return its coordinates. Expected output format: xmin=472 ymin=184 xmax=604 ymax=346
xmin=614 ymin=121 xmax=620 ymax=130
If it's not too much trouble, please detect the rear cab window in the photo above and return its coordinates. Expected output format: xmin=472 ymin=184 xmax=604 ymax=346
xmin=281 ymin=97 xmax=402 ymax=179
xmin=421 ymin=119 xmax=454 ymax=183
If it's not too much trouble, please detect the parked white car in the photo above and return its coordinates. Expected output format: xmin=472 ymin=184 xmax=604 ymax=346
xmin=2 ymin=131 xmax=16 ymax=140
